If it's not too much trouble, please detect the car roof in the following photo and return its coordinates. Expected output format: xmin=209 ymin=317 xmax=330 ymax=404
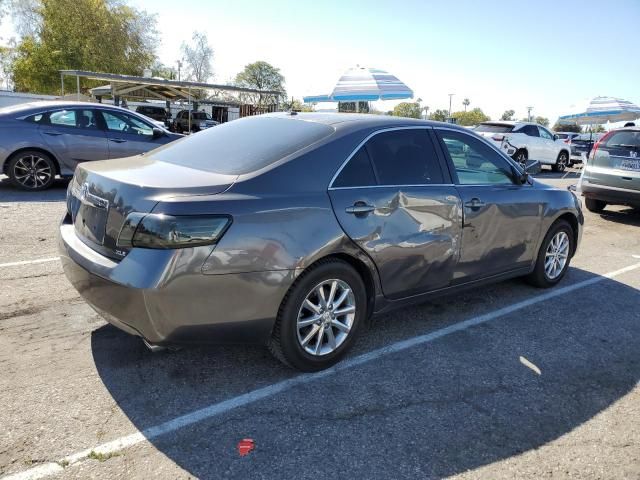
xmin=0 ymin=100 xmax=134 ymax=117
xmin=478 ymin=120 xmax=540 ymax=127
xmin=261 ymin=112 xmax=472 ymax=134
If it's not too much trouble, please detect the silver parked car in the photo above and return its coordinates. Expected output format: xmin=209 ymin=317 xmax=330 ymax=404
xmin=579 ymin=127 xmax=640 ymax=211
xmin=0 ymin=101 xmax=182 ymax=190
xmin=59 ymin=113 xmax=583 ymax=371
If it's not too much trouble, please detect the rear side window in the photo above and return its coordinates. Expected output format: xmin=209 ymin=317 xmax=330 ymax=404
xmin=556 ymin=133 xmax=569 ymax=139
xmin=333 ymin=147 xmax=376 ymax=188
xmin=49 ymin=110 xmax=77 ymax=127
xmin=366 ymin=129 xmax=444 ymax=185
xmin=518 ymin=125 xmax=539 ymax=137
xmin=153 ymin=116 xmax=334 ymax=175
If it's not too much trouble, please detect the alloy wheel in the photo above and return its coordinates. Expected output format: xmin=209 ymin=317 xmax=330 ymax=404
xmin=12 ymin=154 xmax=53 ymax=189
xmin=556 ymin=153 xmax=568 ymax=172
xmin=296 ymin=279 xmax=356 ymax=356
xmin=544 ymin=231 xmax=569 ymax=280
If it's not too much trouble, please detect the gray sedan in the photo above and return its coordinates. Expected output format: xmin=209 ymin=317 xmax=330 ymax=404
xmin=58 ymin=113 xmax=583 ymax=371
xmin=0 ymin=101 xmax=182 ymax=190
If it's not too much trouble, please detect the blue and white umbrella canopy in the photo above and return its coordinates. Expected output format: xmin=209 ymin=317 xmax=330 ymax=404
xmin=558 ymin=96 xmax=640 ymax=125
xmin=303 ymin=67 xmax=413 ymax=103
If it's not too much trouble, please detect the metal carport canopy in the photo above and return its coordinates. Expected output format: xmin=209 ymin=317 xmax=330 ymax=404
xmin=59 ymin=70 xmax=281 ymax=101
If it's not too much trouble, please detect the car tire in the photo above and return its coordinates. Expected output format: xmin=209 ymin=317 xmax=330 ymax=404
xmin=552 ymin=151 xmax=569 ymax=172
xmin=585 ymin=198 xmax=606 ymax=213
xmin=8 ymin=150 xmax=56 ymax=191
xmin=513 ymin=149 xmax=528 ymax=167
xmin=175 ymin=124 xmax=183 ymax=134
xmin=526 ymin=219 xmax=574 ymax=288
xmin=268 ymin=258 xmax=367 ymax=372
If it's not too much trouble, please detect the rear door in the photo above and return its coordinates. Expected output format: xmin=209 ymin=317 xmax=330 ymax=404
xmin=517 ymin=125 xmax=543 ymax=160
xmin=328 ymin=127 xmax=462 ymax=299
xmin=435 ymin=128 xmax=542 ymax=283
xmin=98 ymin=109 xmax=164 ymax=158
xmin=537 ymin=125 xmax=557 ymax=162
xmin=38 ymin=108 xmax=109 ymax=171
xmin=589 ymin=130 xmax=640 ymax=191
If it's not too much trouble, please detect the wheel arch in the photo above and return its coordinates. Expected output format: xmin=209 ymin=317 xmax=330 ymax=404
xmin=554 ymin=212 xmax=579 ymax=257
xmin=5 ymin=147 xmax=61 ymax=176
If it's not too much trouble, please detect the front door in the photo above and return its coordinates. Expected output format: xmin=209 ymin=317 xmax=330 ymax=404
xmin=38 ymin=108 xmax=109 ymax=172
xmin=435 ymin=128 xmax=542 ymax=283
xmin=97 ymin=109 xmax=161 ymax=158
xmin=328 ymin=128 xmax=462 ymax=300
xmin=537 ymin=125 xmax=557 ymax=162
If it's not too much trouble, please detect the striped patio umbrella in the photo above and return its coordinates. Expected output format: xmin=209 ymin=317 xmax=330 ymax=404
xmin=558 ymin=96 xmax=640 ymax=125
xmin=303 ymin=66 xmax=413 ymax=103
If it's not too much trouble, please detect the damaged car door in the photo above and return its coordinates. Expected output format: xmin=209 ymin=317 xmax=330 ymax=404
xmin=328 ymin=127 xmax=463 ymax=300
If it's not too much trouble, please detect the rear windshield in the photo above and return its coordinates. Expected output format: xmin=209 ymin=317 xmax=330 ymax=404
xmin=474 ymin=124 xmax=514 ymax=133
xmin=603 ymin=130 xmax=640 ymax=148
xmin=152 ymin=116 xmax=334 ymax=174
xmin=191 ymin=112 xmax=210 ymax=120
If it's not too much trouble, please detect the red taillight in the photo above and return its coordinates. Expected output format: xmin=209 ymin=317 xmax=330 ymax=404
xmin=492 ymin=134 xmax=505 ymax=142
xmin=590 ymin=131 xmax=614 ymax=158
xmin=564 ymin=139 xmax=570 ymax=144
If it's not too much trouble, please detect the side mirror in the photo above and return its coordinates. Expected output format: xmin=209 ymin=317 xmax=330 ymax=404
xmin=515 ymin=160 xmax=541 ymax=184
xmin=152 ymin=128 xmax=164 ymax=139
xmin=553 ymin=134 xmax=559 ymax=141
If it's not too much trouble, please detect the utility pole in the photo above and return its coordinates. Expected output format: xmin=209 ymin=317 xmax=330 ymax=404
xmin=177 ymin=60 xmax=183 ymax=82
xmin=527 ymin=106 xmax=533 ymax=122
xmin=448 ymin=93 xmax=455 ymax=118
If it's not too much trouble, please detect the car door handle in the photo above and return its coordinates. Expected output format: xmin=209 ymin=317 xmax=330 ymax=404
xmin=464 ymin=198 xmax=486 ymax=209
xmin=109 ymin=138 xmax=127 ymax=143
xmin=345 ymin=203 xmax=376 ymax=215
xmin=43 ymin=131 xmax=62 ymax=136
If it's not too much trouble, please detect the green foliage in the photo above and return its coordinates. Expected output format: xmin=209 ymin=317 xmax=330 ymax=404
xmin=281 ymin=98 xmax=313 ymax=112
xmin=429 ymin=109 xmax=449 ymax=122
xmin=391 ymin=101 xmax=422 ymax=119
xmin=235 ymin=61 xmax=286 ymax=107
xmin=535 ymin=116 xmax=550 ymax=127
xmin=462 ymin=98 xmax=470 ymax=111
xmin=585 ymin=124 xmax=606 ymax=133
xmin=501 ymin=109 xmax=515 ymax=121
xmin=552 ymin=123 xmax=581 ymax=133
xmin=452 ymin=107 xmax=490 ymax=126
xmin=11 ymin=0 xmax=158 ymax=94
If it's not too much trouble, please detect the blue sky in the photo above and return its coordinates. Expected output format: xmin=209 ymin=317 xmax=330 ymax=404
xmin=3 ymin=0 xmax=639 ymax=123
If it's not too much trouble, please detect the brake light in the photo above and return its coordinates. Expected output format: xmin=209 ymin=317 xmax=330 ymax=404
xmin=590 ymin=131 xmax=614 ymax=158
xmin=564 ymin=139 xmax=570 ymax=144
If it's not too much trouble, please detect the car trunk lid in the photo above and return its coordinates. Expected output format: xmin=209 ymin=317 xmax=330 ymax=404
xmin=68 ymin=156 xmax=236 ymax=260
xmin=588 ymin=130 xmax=640 ymax=191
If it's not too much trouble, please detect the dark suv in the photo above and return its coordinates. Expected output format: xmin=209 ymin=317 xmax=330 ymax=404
xmin=580 ymin=127 xmax=640 ymax=212
xmin=173 ymin=110 xmax=219 ymax=133
xmin=135 ymin=105 xmax=171 ymax=127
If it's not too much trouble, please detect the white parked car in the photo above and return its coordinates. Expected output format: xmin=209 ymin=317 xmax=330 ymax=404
xmin=474 ymin=121 xmax=571 ymax=172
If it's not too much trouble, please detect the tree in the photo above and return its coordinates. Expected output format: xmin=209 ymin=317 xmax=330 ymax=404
xmin=281 ymin=97 xmax=313 ymax=112
xmin=501 ymin=109 xmax=515 ymax=121
xmin=234 ymin=61 xmax=286 ymax=107
xmin=462 ymin=98 xmax=470 ymax=112
xmin=535 ymin=116 xmax=550 ymax=127
xmin=151 ymin=61 xmax=175 ymax=80
xmin=180 ymin=31 xmax=213 ymax=83
xmin=452 ymin=107 xmax=490 ymax=126
xmin=0 ymin=42 xmax=16 ymax=89
xmin=391 ymin=101 xmax=422 ymax=119
xmin=11 ymin=0 xmax=158 ymax=94
xmin=552 ymin=123 xmax=581 ymax=133
xmin=429 ymin=109 xmax=449 ymax=122
xmin=586 ymin=124 xmax=606 ymax=133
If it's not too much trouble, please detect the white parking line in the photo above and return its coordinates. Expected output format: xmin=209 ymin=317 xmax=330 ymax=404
xmin=4 ymin=261 xmax=640 ymax=480
xmin=0 ymin=257 xmax=60 ymax=269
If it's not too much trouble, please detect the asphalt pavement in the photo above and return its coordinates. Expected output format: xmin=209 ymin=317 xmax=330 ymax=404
xmin=1 ymin=168 xmax=639 ymax=480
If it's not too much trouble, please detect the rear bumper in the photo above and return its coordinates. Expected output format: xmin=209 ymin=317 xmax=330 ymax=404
xmin=581 ymin=179 xmax=640 ymax=207
xmin=58 ymin=219 xmax=296 ymax=345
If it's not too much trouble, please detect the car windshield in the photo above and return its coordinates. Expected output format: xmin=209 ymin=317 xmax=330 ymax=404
xmin=153 ymin=116 xmax=334 ymax=174
xmin=474 ymin=124 xmax=514 ymax=133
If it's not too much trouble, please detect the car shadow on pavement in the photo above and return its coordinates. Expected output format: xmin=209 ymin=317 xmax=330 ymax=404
xmin=91 ymin=267 xmax=640 ymax=478
xmin=597 ymin=208 xmax=640 ymax=226
xmin=0 ymin=176 xmax=69 ymax=203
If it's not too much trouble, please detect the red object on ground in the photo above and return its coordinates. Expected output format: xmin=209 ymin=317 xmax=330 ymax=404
xmin=237 ymin=438 xmax=255 ymax=456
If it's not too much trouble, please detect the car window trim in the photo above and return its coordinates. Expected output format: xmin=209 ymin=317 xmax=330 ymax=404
xmin=328 ymin=126 xmax=449 ymax=190
xmin=433 ymin=126 xmax=524 ymax=186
